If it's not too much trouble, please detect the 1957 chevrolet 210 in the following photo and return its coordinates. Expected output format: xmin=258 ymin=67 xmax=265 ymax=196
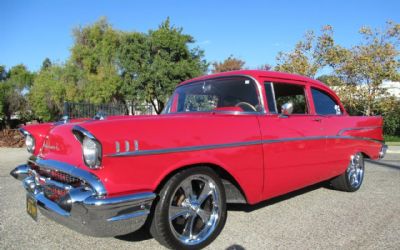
xmin=11 ymin=70 xmax=387 ymax=249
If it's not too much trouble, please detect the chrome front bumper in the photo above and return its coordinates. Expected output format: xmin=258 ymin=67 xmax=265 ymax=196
xmin=10 ymin=157 xmax=156 ymax=237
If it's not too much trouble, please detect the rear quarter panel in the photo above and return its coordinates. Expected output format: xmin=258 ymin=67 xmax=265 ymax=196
xmin=323 ymin=115 xmax=383 ymax=177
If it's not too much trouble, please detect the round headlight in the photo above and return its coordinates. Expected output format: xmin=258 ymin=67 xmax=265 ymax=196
xmin=82 ymin=136 xmax=100 ymax=168
xmin=25 ymin=135 xmax=35 ymax=153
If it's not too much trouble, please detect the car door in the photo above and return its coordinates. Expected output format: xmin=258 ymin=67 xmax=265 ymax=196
xmin=258 ymin=81 xmax=328 ymax=200
xmin=309 ymin=86 xmax=350 ymax=177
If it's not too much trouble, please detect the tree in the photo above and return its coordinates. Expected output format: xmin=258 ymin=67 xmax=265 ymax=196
xmin=212 ymin=55 xmax=245 ymax=73
xmin=29 ymin=65 xmax=66 ymax=121
xmin=278 ymin=21 xmax=400 ymax=136
xmin=0 ymin=65 xmax=34 ymax=128
xmin=119 ymin=18 xmax=207 ymax=114
xmin=28 ymin=17 xmax=208 ymax=116
xmin=317 ymin=74 xmax=342 ymax=86
xmin=326 ymin=21 xmax=400 ymax=116
xmin=0 ymin=65 xmax=6 ymax=81
xmin=70 ymin=17 xmax=123 ymax=105
xmin=275 ymin=26 xmax=336 ymax=78
xmin=116 ymin=31 xmax=150 ymax=108
xmin=41 ymin=58 xmax=52 ymax=71
xmin=257 ymin=64 xmax=272 ymax=71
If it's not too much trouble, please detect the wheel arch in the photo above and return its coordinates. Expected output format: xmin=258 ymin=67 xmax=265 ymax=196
xmin=154 ymin=163 xmax=248 ymax=204
xmin=360 ymin=151 xmax=371 ymax=159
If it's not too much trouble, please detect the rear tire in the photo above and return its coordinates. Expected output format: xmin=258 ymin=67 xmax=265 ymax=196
xmin=149 ymin=167 xmax=227 ymax=249
xmin=330 ymin=152 xmax=365 ymax=192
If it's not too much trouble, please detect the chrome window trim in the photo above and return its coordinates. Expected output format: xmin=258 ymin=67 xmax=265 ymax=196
xmin=270 ymin=82 xmax=278 ymax=113
xmin=107 ymin=135 xmax=383 ymax=158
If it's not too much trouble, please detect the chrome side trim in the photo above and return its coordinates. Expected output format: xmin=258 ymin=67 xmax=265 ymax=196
xmin=115 ymin=141 xmax=120 ymax=153
xmin=108 ymin=140 xmax=262 ymax=157
xmin=107 ymin=135 xmax=384 ymax=157
xmin=134 ymin=140 xmax=139 ymax=151
xmin=337 ymin=126 xmax=382 ymax=136
xmin=262 ymin=135 xmax=383 ymax=145
xmin=107 ymin=210 xmax=149 ymax=222
xmin=84 ymin=192 xmax=156 ymax=206
xmin=28 ymin=156 xmax=107 ymax=196
xmin=125 ymin=140 xmax=130 ymax=152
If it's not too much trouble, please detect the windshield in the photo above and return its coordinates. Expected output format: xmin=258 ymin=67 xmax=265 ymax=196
xmin=163 ymin=76 xmax=262 ymax=114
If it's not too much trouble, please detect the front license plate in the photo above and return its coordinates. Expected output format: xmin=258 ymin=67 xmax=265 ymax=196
xmin=26 ymin=195 xmax=38 ymax=221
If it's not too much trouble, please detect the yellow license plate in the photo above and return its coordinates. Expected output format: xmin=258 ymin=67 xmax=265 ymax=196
xmin=26 ymin=195 xmax=38 ymax=221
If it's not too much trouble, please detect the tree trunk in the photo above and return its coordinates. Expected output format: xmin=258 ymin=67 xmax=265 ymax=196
xmin=5 ymin=114 xmax=11 ymax=129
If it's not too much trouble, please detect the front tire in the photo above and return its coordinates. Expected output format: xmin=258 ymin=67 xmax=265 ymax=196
xmin=330 ymin=152 xmax=365 ymax=192
xmin=150 ymin=167 xmax=227 ymax=249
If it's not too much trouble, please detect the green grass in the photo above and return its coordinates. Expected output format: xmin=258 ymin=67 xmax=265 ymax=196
xmin=384 ymin=135 xmax=400 ymax=145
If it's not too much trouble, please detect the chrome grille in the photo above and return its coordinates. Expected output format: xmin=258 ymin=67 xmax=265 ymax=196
xmin=29 ymin=163 xmax=81 ymax=187
xmin=43 ymin=185 xmax=68 ymax=202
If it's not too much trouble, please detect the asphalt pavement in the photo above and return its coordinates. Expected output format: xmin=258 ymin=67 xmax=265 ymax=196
xmin=0 ymin=147 xmax=399 ymax=250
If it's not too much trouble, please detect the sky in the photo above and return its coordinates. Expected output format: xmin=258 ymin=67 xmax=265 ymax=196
xmin=1 ymin=0 xmax=399 ymax=72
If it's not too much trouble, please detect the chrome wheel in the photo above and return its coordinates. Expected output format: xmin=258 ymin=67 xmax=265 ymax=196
xmin=168 ymin=174 xmax=222 ymax=246
xmin=347 ymin=153 xmax=364 ymax=189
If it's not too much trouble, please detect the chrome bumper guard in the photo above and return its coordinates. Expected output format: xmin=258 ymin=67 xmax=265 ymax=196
xmin=379 ymin=144 xmax=388 ymax=159
xmin=10 ymin=157 xmax=156 ymax=237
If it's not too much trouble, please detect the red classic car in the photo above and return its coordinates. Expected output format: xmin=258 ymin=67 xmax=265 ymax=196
xmin=11 ymin=70 xmax=387 ymax=249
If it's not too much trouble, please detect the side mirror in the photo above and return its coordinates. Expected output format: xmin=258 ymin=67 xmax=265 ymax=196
xmin=281 ymin=102 xmax=294 ymax=115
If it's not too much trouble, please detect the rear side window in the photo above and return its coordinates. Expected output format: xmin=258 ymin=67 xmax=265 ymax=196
xmin=311 ymin=88 xmax=341 ymax=115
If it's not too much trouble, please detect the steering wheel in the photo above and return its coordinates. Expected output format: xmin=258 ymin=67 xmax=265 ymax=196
xmin=235 ymin=102 xmax=257 ymax=112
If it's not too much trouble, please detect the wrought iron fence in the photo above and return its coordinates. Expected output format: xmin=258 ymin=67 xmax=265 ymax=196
xmin=63 ymin=102 xmax=155 ymax=119
xmin=63 ymin=102 xmax=128 ymax=119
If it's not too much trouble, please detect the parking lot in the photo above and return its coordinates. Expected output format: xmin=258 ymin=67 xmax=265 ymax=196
xmin=0 ymin=147 xmax=399 ymax=250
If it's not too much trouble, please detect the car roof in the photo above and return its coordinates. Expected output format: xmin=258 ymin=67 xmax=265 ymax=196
xmin=179 ymin=70 xmax=327 ymax=89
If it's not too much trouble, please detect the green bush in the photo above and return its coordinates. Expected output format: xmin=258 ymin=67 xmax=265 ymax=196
xmin=383 ymin=111 xmax=400 ymax=136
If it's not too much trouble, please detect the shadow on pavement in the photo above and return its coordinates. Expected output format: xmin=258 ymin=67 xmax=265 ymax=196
xmin=226 ymin=244 xmax=246 ymax=250
xmin=228 ymin=182 xmax=330 ymax=212
xmin=115 ymin=225 xmax=153 ymax=242
xmin=366 ymin=159 xmax=400 ymax=170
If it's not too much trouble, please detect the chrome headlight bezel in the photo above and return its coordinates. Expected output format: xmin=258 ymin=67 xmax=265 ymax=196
xmin=72 ymin=126 xmax=102 ymax=169
xmin=19 ymin=128 xmax=35 ymax=153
